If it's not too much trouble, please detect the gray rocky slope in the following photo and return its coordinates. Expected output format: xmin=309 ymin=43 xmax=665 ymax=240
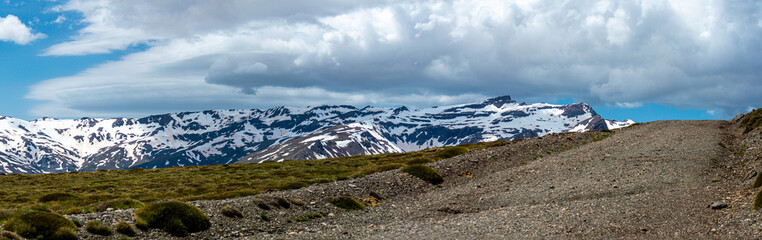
xmin=66 ymin=117 xmax=762 ymax=239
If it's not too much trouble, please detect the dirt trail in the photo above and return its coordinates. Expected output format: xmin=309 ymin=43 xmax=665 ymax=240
xmin=74 ymin=120 xmax=756 ymax=239
xmin=349 ymin=120 xmax=733 ymax=239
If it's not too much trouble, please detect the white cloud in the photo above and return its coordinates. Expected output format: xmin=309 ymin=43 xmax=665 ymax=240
xmin=52 ymin=15 xmax=66 ymax=24
xmin=615 ymin=102 xmax=644 ymax=108
xmin=0 ymin=15 xmax=46 ymax=45
xmin=28 ymin=0 xmax=762 ymax=118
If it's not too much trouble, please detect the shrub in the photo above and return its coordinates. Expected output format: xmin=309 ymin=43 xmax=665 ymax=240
xmin=39 ymin=193 xmax=80 ymax=203
xmin=3 ymin=212 xmax=77 ymax=239
xmin=221 ymin=206 xmax=243 ymax=218
xmin=134 ymin=201 xmax=210 ymax=237
xmin=741 ymin=108 xmax=762 ymax=134
xmin=435 ymin=146 xmax=469 ymax=159
xmin=259 ymin=213 xmax=270 ymax=221
xmin=401 ymin=164 xmax=444 ymax=185
xmin=51 ymin=227 xmax=78 ymax=240
xmin=327 ymin=196 xmax=365 ymax=211
xmin=114 ymin=221 xmax=136 ymax=237
xmin=95 ymin=198 xmax=144 ymax=212
xmin=86 ymin=220 xmax=112 ymax=236
xmin=275 ymin=197 xmax=291 ymax=209
xmin=1 ymin=230 xmax=21 ymax=240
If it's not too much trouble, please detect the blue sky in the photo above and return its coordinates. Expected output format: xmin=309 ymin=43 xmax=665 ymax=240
xmin=1 ymin=0 xmax=760 ymax=122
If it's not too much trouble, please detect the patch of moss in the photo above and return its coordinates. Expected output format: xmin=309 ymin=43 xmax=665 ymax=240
xmin=3 ymin=212 xmax=77 ymax=240
xmin=741 ymin=108 xmax=762 ymax=134
xmin=39 ymin=193 xmax=80 ymax=203
xmin=134 ymin=201 xmax=210 ymax=237
xmin=86 ymin=220 xmax=112 ymax=236
xmin=401 ymin=164 xmax=444 ymax=185
xmin=114 ymin=221 xmax=136 ymax=237
xmin=221 ymin=206 xmax=243 ymax=218
xmin=327 ymin=196 xmax=365 ymax=211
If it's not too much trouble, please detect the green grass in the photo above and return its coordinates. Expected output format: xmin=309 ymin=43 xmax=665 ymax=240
xmin=0 ymin=141 xmax=501 ymax=215
xmin=741 ymin=108 xmax=762 ymax=134
xmin=134 ymin=201 xmax=210 ymax=237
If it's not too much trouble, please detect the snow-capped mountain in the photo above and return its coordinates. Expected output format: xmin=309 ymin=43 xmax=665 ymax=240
xmin=0 ymin=96 xmax=632 ymax=174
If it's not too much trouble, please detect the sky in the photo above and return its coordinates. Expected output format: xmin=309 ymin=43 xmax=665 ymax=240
xmin=0 ymin=0 xmax=760 ymax=123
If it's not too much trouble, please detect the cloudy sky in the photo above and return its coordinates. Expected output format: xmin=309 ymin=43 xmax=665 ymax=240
xmin=1 ymin=0 xmax=760 ymax=122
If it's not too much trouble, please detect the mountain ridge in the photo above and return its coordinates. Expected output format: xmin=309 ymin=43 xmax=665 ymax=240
xmin=0 ymin=95 xmax=633 ymax=174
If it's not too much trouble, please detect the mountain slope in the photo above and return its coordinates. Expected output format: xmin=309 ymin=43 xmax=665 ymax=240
xmin=240 ymin=97 xmax=633 ymax=163
xmin=0 ymin=96 xmax=632 ymax=174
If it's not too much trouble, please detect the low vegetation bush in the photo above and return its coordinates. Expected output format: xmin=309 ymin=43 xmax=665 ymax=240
xmin=2 ymin=212 xmax=77 ymax=239
xmin=94 ymin=198 xmax=144 ymax=211
xmin=401 ymin=164 xmax=444 ymax=185
xmin=221 ymin=205 xmax=243 ymax=218
xmin=39 ymin=193 xmax=80 ymax=203
xmin=51 ymin=227 xmax=78 ymax=240
xmin=327 ymin=196 xmax=365 ymax=211
xmin=434 ymin=146 xmax=469 ymax=160
xmin=742 ymin=108 xmax=762 ymax=134
xmin=134 ymin=201 xmax=210 ymax=237
xmin=85 ymin=220 xmax=112 ymax=236
xmin=114 ymin=221 xmax=136 ymax=237
xmin=259 ymin=213 xmax=270 ymax=221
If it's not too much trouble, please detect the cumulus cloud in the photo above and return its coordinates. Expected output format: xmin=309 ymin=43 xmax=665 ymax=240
xmin=0 ymin=15 xmax=46 ymax=44
xmin=29 ymin=0 xmax=762 ymax=118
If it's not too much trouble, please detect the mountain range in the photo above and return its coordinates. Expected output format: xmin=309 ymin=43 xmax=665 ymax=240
xmin=0 ymin=96 xmax=633 ymax=174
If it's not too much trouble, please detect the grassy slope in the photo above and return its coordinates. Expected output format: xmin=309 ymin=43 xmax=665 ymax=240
xmin=0 ymin=140 xmax=507 ymax=221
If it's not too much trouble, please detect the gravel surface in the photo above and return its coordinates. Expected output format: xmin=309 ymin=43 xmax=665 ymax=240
xmin=63 ymin=119 xmax=762 ymax=239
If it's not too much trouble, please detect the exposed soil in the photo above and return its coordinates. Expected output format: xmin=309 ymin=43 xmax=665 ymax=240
xmin=65 ymin=119 xmax=762 ymax=239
